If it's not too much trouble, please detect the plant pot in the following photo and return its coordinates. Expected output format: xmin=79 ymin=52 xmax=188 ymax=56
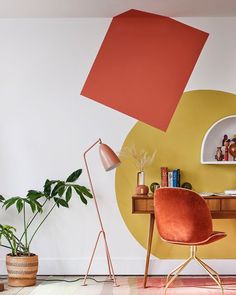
xmin=6 ymin=254 xmax=38 ymax=287
xmin=0 ymin=281 xmax=4 ymax=291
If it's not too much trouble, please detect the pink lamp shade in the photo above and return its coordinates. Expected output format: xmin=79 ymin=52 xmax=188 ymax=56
xmin=99 ymin=143 xmax=121 ymax=171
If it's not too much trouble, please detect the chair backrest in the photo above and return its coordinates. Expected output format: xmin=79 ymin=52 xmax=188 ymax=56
xmin=154 ymin=188 xmax=213 ymax=244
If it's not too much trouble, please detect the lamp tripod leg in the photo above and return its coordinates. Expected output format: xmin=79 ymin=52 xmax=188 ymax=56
xmin=83 ymin=230 xmax=103 ymax=286
xmin=102 ymin=231 xmax=119 ymax=287
xmin=103 ymin=234 xmax=112 ymax=278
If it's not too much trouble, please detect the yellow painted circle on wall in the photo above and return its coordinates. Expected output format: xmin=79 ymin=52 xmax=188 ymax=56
xmin=115 ymin=90 xmax=236 ymax=258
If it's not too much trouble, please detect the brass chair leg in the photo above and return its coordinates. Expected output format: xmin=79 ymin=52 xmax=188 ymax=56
xmin=163 ymin=245 xmax=224 ymax=295
xmin=195 ymin=256 xmax=221 ymax=283
xmin=164 ymin=257 xmax=192 ymax=295
xmin=165 ymin=256 xmax=192 ymax=285
xmin=194 ymin=256 xmax=224 ymax=295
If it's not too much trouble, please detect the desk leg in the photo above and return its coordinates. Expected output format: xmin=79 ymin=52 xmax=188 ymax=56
xmin=143 ymin=213 xmax=155 ymax=288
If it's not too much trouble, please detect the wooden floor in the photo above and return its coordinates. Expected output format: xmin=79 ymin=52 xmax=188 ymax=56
xmin=0 ymin=276 xmax=98 ymax=294
xmin=1 ymin=276 xmax=236 ymax=295
xmin=0 ymin=276 xmax=49 ymax=295
xmin=0 ymin=276 xmax=105 ymax=294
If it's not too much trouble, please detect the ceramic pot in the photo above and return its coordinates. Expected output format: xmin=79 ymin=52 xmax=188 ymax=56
xmin=215 ymin=147 xmax=223 ymax=161
xmin=6 ymin=254 xmax=38 ymax=287
xmin=136 ymin=185 xmax=149 ymax=195
xmin=229 ymin=142 xmax=236 ymax=159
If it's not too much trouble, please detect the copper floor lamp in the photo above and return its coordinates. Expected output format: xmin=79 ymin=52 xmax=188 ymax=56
xmin=83 ymin=138 xmax=120 ymax=287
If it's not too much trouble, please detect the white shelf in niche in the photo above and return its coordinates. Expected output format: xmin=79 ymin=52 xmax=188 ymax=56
xmin=201 ymin=115 xmax=236 ymax=164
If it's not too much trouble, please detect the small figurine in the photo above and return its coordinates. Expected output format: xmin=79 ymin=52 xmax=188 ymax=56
xmin=222 ymin=134 xmax=230 ymax=161
xmin=215 ymin=147 xmax=223 ymax=161
xmin=224 ymin=142 xmax=230 ymax=161
xmin=222 ymin=134 xmax=228 ymax=146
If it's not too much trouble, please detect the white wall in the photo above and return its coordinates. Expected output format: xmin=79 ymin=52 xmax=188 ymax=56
xmin=0 ymin=17 xmax=236 ymax=275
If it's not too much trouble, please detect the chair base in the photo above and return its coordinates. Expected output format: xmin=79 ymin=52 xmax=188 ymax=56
xmin=164 ymin=245 xmax=224 ymax=295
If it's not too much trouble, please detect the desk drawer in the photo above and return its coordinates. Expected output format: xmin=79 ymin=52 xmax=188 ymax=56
xmin=221 ymin=199 xmax=236 ymax=210
xmin=206 ymin=199 xmax=221 ymax=211
xmin=132 ymin=197 xmax=154 ymax=213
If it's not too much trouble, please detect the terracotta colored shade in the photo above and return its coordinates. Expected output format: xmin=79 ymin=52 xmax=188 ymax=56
xmin=81 ymin=9 xmax=209 ymax=131
xmin=99 ymin=143 xmax=121 ymax=171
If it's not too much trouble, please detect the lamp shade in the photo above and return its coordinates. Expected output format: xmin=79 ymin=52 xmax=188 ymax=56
xmin=99 ymin=143 xmax=121 ymax=171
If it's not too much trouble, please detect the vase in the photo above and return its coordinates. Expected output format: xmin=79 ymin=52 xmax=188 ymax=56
xmin=137 ymin=171 xmax=145 ymax=185
xmin=135 ymin=184 xmax=149 ymax=195
xmin=215 ymin=147 xmax=223 ymax=161
xmin=6 ymin=254 xmax=38 ymax=287
xmin=229 ymin=142 xmax=236 ymax=160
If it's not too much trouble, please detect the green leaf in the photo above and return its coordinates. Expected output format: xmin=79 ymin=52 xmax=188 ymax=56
xmin=0 ymin=195 xmax=5 ymax=203
xmin=75 ymin=185 xmax=93 ymax=198
xmin=25 ymin=199 xmax=36 ymax=213
xmin=43 ymin=179 xmax=51 ymax=197
xmin=30 ymin=202 xmax=36 ymax=213
xmin=57 ymin=199 xmax=69 ymax=208
xmin=74 ymin=188 xmax=88 ymax=205
xmin=65 ymin=186 xmax=72 ymax=202
xmin=66 ymin=169 xmax=82 ymax=183
xmin=16 ymin=199 xmax=23 ymax=213
xmin=34 ymin=200 xmax=43 ymax=213
xmin=27 ymin=190 xmax=43 ymax=200
xmin=58 ymin=185 xmax=65 ymax=197
xmin=54 ymin=198 xmax=60 ymax=208
xmin=4 ymin=197 xmax=19 ymax=210
xmin=51 ymin=181 xmax=64 ymax=197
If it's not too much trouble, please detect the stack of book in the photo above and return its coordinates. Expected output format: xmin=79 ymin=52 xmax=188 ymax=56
xmin=161 ymin=167 xmax=180 ymax=187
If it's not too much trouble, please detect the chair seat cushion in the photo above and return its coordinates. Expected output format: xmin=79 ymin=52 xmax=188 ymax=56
xmin=162 ymin=231 xmax=227 ymax=246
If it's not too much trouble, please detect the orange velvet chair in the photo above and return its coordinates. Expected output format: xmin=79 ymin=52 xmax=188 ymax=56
xmin=154 ymin=187 xmax=226 ymax=295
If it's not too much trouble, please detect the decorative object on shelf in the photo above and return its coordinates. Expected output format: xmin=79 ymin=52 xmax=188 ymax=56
xmin=119 ymin=145 xmax=156 ymax=187
xmin=181 ymin=182 xmax=192 ymax=190
xmin=215 ymin=147 xmax=223 ymax=161
xmin=222 ymin=134 xmax=228 ymax=146
xmin=222 ymin=134 xmax=230 ymax=161
xmin=135 ymin=184 xmax=149 ymax=195
xmin=0 ymin=170 xmax=92 ymax=287
xmin=150 ymin=182 xmax=160 ymax=193
xmin=83 ymin=139 xmax=120 ymax=287
xmin=201 ymin=115 xmax=236 ymax=164
xmin=137 ymin=171 xmax=145 ymax=185
xmin=229 ymin=135 xmax=236 ymax=160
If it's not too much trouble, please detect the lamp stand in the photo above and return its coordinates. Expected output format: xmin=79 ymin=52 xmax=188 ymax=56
xmin=83 ymin=139 xmax=118 ymax=287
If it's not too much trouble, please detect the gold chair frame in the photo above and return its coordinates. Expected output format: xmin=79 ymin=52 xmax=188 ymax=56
xmin=164 ymin=245 xmax=224 ymax=295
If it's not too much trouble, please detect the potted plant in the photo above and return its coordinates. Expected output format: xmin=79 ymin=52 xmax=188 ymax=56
xmin=0 ymin=169 xmax=92 ymax=287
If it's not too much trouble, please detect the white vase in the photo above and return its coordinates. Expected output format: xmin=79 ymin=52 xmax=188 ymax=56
xmin=137 ymin=171 xmax=145 ymax=185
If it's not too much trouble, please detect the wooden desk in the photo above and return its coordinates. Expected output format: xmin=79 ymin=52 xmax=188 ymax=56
xmin=132 ymin=194 xmax=236 ymax=288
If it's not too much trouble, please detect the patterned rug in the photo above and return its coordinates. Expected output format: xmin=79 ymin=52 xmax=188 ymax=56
xmin=30 ymin=276 xmax=236 ymax=295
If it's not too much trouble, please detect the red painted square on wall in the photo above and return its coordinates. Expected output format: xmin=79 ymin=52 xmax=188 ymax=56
xmin=81 ymin=10 xmax=209 ymax=131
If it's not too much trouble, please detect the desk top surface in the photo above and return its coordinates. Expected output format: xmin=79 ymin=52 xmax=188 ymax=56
xmin=132 ymin=194 xmax=236 ymax=200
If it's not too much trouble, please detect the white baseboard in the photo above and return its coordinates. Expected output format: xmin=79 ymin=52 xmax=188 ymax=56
xmin=0 ymin=258 xmax=236 ymax=275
